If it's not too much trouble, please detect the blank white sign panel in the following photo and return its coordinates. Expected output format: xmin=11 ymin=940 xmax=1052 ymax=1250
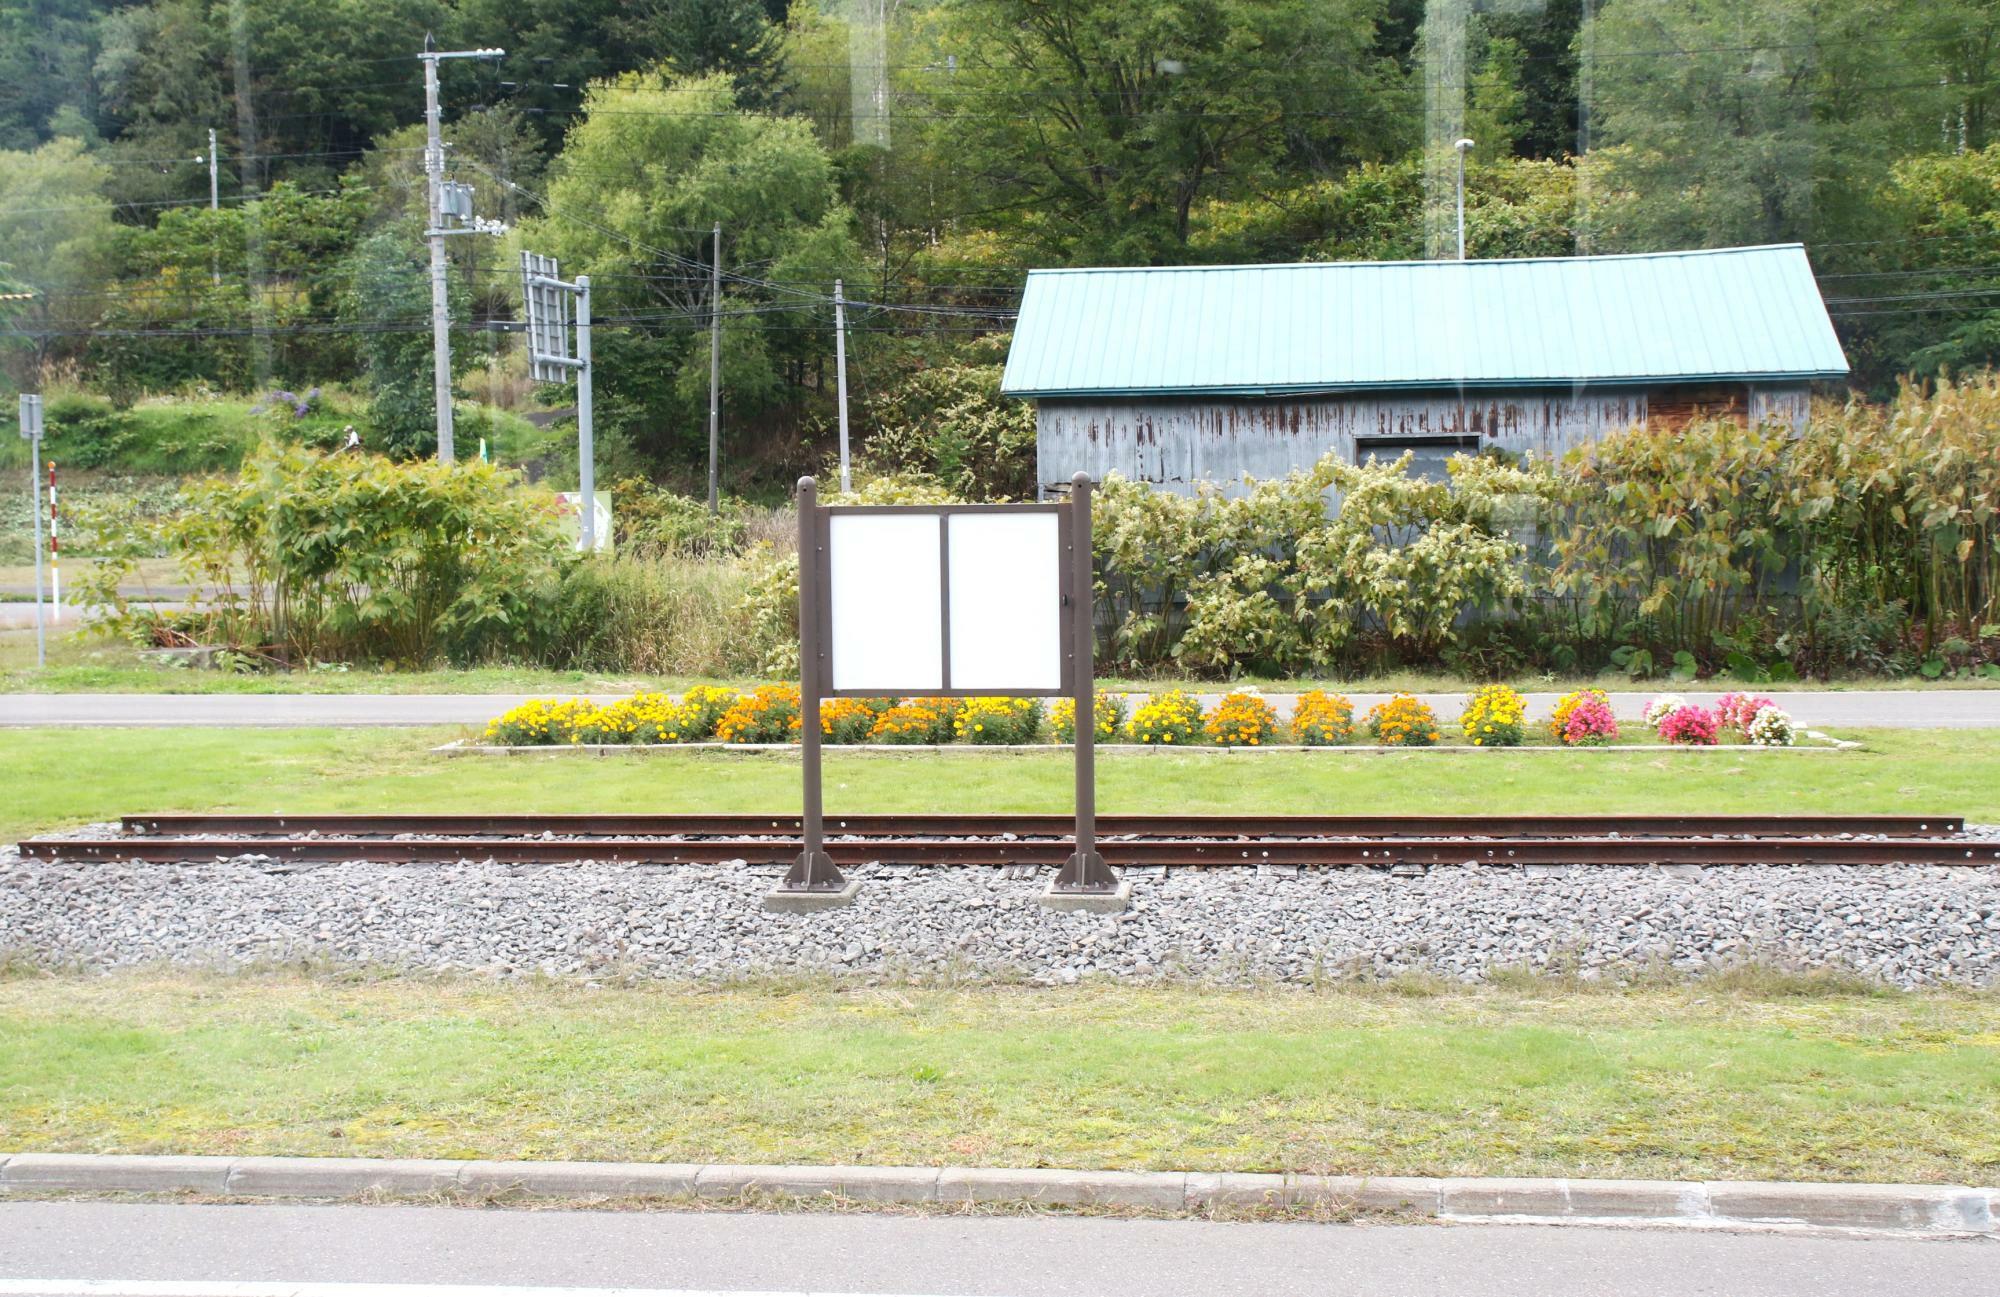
xmin=947 ymin=512 xmax=1063 ymax=691
xmin=828 ymin=513 xmax=943 ymax=691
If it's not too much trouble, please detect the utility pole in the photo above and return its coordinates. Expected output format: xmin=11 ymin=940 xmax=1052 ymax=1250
xmin=576 ymin=274 xmax=594 ymax=552
xmin=1454 ymin=137 xmax=1474 ymax=261
xmin=198 ymin=129 xmax=219 ymax=284
xmin=833 ymin=279 xmax=851 ymax=494
xmin=419 ymin=43 xmax=504 ymax=464
xmin=707 ymin=221 xmax=721 ymax=515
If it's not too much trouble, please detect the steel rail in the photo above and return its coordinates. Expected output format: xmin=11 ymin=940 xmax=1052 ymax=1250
xmin=118 ymin=812 xmax=1967 ymax=839
xmin=23 ymin=836 xmax=2000 ymax=867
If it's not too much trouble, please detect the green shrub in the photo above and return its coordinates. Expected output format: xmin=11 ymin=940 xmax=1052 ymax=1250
xmin=861 ymin=361 xmax=1037 ymax=501
xmin=88 ymin=447 xmax=573 ymax=665
xmin=544 ymin=556 xmax=761 ymax=676
xmin=612 ymin=477 xmax=752 ymax=557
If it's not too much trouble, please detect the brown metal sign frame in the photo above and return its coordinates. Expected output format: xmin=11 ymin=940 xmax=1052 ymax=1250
xmin=784 ymin=472 xmax=1114 ymax=896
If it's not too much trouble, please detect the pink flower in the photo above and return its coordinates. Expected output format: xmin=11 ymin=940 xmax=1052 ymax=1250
xmin=1561 ymin=698 xmax=1620 ymax=746
xmin=1714 ymin=692 xmax=1775 ymax=734
xmin=1658 ymin=705 xmax=1721 ymax=745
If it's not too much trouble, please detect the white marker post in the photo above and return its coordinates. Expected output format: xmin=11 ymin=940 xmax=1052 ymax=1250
xmin=46 ymin=458 xmax=59 ymax=621
xmin=18 ymin=395 xmax=46 ymax=667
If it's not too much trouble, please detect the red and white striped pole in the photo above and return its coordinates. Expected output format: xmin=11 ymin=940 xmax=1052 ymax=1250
xmin=47 ymin=460 xmax=60 ymax=622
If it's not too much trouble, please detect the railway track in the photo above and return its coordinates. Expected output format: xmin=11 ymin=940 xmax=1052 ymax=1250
xmin=16 ymin=813 xmax=1997 ymax=868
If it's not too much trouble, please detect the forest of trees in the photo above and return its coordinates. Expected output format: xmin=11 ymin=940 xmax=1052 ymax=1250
xmin=2 ymin=0 xmax=1998 ymax=484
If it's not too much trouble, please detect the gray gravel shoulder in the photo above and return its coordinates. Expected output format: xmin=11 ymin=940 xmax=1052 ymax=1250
xmin=3 ymin=839 xmax=1996 ymax=987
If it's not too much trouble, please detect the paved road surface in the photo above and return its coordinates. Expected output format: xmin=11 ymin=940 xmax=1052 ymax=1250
xmin=0 ymin=1202 xmax=1989 ymax=1297
xmin=2 ymin=690 xmax=1998 ymax=729
xmin=0 ymin=603 xmax=186 ymax=631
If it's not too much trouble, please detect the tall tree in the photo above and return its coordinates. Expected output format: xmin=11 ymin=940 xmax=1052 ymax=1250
xmin=0 ymin=137 xmax=116 ymax=379
xmin=0 ymin=0 xmax=102 ymax=151
xmin=1582 ymin=0 xmax=1948 ymax=251
xmin=524 ymin=71 xmax=860 ymax=467
xmin=929 ymin=0 xmax=1409 ymax=264
xmin=618 ymin=0 xmax=790 ymax=112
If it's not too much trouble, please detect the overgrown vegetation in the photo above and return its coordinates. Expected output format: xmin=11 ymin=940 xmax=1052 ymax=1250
xmin=80 ymin=447 xmax=576 ymax=666
xmin=60 ymin=372 xmax=2000 ymax=682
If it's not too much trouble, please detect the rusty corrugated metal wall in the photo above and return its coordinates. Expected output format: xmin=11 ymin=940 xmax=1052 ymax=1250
xmin=1035 ymin=386 xmax=1811 ymax=496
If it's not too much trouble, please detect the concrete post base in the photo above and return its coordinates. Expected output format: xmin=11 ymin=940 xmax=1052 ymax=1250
xmin=762 ymin=878 xmax=863 ymax=912
xmin=1037 ymin=879 xmax=1132 ymax=913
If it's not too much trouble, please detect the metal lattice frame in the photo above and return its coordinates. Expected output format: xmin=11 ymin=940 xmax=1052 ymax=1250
xmin=520 ymin=251 xmax=574 ymax=383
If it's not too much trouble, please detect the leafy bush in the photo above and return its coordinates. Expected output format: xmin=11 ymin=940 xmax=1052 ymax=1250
xmin=1125 ymin=690 xmax=1203 ymax=745
xmin=1204 ymin=691 xmax=1278 ymax=746
xmin=1050 ymin=692 xmax=1128 ymax=743
xmin=547 ymin=556 xmax=761 ymax=677
xmin=1460 ymin=683 xmax=1526 ymax=747
xmin=84 ymin=447 xmax=572 ymax=666
xmin=862 ymin=360 xmax=1037 ymax=501
xmin=613 ymin=477 xmax=752 ymax=557
xmin=1365 ymin=693 xmax=1440 ymax=747
xmin=1289 ymin=690 xmax=1356 ymax=745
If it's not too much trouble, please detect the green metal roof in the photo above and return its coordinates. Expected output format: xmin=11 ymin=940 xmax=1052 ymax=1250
xmin=1001 ymin=244 xmax=1849 ymax=399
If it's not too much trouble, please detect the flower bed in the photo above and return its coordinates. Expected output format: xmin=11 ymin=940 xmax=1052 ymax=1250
xmin=472 ymin=690 xmax=1846 ymax=752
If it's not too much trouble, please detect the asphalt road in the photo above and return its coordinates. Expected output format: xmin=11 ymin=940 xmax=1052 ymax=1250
xmin=0 ymin=1202 xmax=1991 ymax=1297
xmin=3 ymin=690 xmax=1999 ymax=728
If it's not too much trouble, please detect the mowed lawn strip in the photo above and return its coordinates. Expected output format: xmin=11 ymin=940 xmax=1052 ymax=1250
xmin=4 ymin=726 xmax=2000 ymax=841
xmin=0 ymin=975 xmax=1995 ymax=1185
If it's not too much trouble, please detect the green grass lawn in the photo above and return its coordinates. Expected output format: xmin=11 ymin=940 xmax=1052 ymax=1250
xmin=3 ymin=726 xmax=1998 ymax=841
xmin=1 ymin=973 xmax=1993 ymax=1184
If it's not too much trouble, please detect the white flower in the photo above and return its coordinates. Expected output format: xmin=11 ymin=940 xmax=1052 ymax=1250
xmin=1642 ymin=694 xmax=1687 ymax=729
xmin=1745 ymin=705 xmax=1796 ymax=747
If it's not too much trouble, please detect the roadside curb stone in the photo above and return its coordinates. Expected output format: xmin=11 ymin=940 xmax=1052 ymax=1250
xmin=1 ymin=1154 xmax=1992 ymax=1233
xmin=1183 ymin=1171 xmax=1287 ymax=1209
xmin=456 ymin=1159 xmax=700 ymax=1198
xmin=1442 ymin=1177 xmax=1702 ymax=1220
xmin=1701 ymin=1181 xmax=1994 ymax=1233
xmin=937 ymin=1167 xmax=1186 ymax=1209
xmin=695 ymin=1164 xmax=939 ymax=1203
xmin=1287 ymin=1174 xmax=1444 ymax=1213
xmin=0 ymin=1153 xmax=232 ymax=1195
xmin=225 ymin=1156 xmax=461 ymax=1196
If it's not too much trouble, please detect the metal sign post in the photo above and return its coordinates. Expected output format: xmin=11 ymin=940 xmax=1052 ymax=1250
xmin=1053 ymin=472 xmax=1113 ymax=892
xmin=520 ymin=251 xmax=597 ymax=551
xmin=790 ymin=476 xmax=839 ymax=894
xmin=778 ymin=471 xmax=1118 ymax=912
xmin=18 ymin=395 xmax=46 ymax=668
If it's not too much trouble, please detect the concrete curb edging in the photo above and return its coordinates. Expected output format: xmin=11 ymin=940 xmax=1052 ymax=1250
xmin=433 ymin=739 xmax=1856 ymax=757
xmin=0 ymin=1153 xmax=1991 ymax=1235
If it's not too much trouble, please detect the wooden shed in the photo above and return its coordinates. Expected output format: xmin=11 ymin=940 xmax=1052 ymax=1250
xmin=1001 ymin=245 xmax=1850 ymax=494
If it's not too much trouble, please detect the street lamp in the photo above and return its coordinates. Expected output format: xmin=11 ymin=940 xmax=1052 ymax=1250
xmin=1454 ymin=138 xmax=1475 ymax=261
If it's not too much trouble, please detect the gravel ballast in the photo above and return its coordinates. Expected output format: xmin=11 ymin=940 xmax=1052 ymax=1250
xmin=3 ymin=844 xmax=1996 ymax=987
